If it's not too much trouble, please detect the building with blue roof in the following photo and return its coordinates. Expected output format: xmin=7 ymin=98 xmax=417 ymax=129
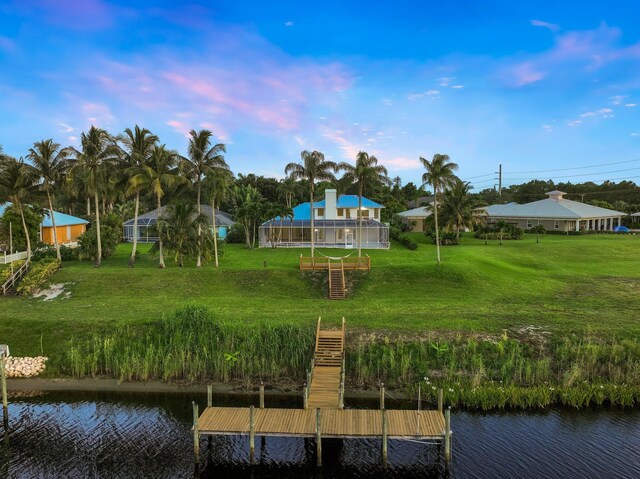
xmin=259 ymin=189 xmax=389 ymax=249
xmin=1 ymin=202 xmax=88 ymax=245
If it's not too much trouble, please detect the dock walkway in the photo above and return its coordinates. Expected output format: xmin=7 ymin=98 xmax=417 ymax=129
xmin=193 ymin=317 xmax=452 ymax=469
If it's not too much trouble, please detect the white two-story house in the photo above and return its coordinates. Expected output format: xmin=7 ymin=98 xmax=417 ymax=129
xmin=259 ymin=189 xmax=390 ymax=249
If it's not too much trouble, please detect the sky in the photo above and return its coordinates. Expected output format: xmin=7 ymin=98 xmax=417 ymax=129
xmin=0 ymin=0 xmax=639 ymax=189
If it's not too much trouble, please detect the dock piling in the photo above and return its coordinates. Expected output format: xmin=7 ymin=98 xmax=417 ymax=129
xmin=438 ymin=388 xmax=443 ymax=414
xmin=315 ymin=408 xmax=322 ymax=467
xmin=303 ymin=382 xmax=308 ymax=409
xmin=380 ymin=383 xmax=385 ymax=410
xmin=444 ymin=406 xmax=451 ymax=464
xmin=382 ymin=408 xmax=388 ymax=468
xmin=192 ymin=402 xmax=199 ymax=468
xmin=259 ymin=382 xmax=265 ymax=409
xmin=1 ymin=357 xmax=7 ymax=430
xmin=207 ymin=385 xmax=212 ymax=408
xmin=249 ymin=405 xmax=255 ymax=464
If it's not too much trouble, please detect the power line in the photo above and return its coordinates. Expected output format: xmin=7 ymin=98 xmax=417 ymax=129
xmin=508 ymin=158 xmax=640 ymax=174
xmin=502 ymin=167 xmax=640 ymax=181
xmin=464 ymin=172 xmax=495 ymax=180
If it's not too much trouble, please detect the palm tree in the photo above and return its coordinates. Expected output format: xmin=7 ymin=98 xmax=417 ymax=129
xmin=278 ymin=176 xmax=299 ymax=209
xmin=420 ymin=153 xmax=459 ymax=265
xmin=120 ymin=125 xmax=158 ymax=267
xmin=71 ymin=126 xmax=119 ymax=267
xmin=0 ymin=155 xmax=40 ymax=259
xmin=232 ymin=185 xmax=264 ymax=249
xmin=182 ymin=129 xmax=226 ymax=267
xmin=27 ymin=140 xmax=71 ymax=262
xmin=152 ymin=200 xmax=210 ymax=267
xmin=204 ymin=166 xmax=232 ymax=267
xmin=129 ymin=145 xmax=184 ymax=268
xmin=285 ymin=151 xmax=338 ymax=257
xmin=339 ymin=152 xmax=389 ymax=257
xmin=441 ymin=180 xmax=484 ymax=241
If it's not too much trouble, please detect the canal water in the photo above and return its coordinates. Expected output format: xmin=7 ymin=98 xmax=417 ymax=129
xmin=1 ymin=390 xmax=639 ymax=478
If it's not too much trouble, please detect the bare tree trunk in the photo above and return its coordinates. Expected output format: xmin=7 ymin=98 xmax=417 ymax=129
xmin=128 ymin=192 xmax=140 ymax=268
xmin=157 ymin=194 xmax=165 ymax=268
xmin=47 ymin=191 xmax=61 ymax=263
xmin=434 ymin=187 xmax=441 ymax=265
xmin=196 ymin=183 xmax=202 ymax=267
xmin=310 ymin=187 xmax=315 ymax=258
xmin=17 ymin=203 xmax=32 ymax=261
xmin=212 ymin=198 xmax=219 ymax=268
xmin=358 ymin=182 xmax=363 ymax=257
xmin=94 ymin=191 xmax=102 ymax=267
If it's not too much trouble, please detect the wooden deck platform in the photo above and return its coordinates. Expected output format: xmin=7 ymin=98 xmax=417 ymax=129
xmin=198 ymin=407 xmax=445 ymax=439
xmin=192 ymin=317 xmax=452 ymax=469
xmin=299 ymin=255 xmax=370 ymax=271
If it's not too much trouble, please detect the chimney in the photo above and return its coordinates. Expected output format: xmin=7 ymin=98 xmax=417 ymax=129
xmin=324 ymin=189 xmax=337 ymax=219
xmin=545 ymin=190 xmax=566 ymax=201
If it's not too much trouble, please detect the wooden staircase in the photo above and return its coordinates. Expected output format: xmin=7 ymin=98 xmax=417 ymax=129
xmin=328 ymin=260 xmax=346 ymax=300
xmin=1 ymin=259 xmax=30 ymax=295
xmin=306 ymin=317 xmax=346 ymax=409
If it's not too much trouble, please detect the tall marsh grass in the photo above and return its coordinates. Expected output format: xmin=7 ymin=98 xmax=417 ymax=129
xmin=64 ymin=305 xmax=314 ymax=382
xmin=61 ymin=306 xmax=640 ymax=408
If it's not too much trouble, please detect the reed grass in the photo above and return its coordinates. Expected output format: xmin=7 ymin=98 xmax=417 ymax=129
xmin=61 ymin=304 xmax=640 ymax=409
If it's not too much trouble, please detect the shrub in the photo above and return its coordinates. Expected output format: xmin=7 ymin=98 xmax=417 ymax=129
xmin=475 ymin=223 xmax=524 ymax=240
xmin=427 ymin=230 xmax=460 ymax=246
xmin=224 ymin=223 xmax=246 ymax=244
xmin=17 ymin=258 xmax=60 ymax=295
xmin=391 ymin=227 xmax=418 ymax=249
xmin=77 ymin=213 xmax=122 ymax=261
xmin=32 ymin=245 xmax=78 ymax=262
xmin=400 ymin=235 xmax=417 ymax=250
xmin=0 ymin=259 xmax=25 ymax=282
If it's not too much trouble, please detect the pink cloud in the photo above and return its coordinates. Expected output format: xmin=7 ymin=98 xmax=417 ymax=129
xmin=382 ymin=157 xmax=421 ymax=170
xmin=503 ymin=23 xmax=640 ymax=87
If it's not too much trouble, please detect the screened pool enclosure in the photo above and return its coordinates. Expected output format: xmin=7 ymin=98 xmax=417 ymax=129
xmin=258 ymin=219 xmax=390 ymax=249
xmin=123 ymin=205 xmax=234 ymax=243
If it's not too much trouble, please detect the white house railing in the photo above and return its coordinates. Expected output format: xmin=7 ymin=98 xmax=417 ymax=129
xmin=0 ymin=250 xmax=28 ymax=264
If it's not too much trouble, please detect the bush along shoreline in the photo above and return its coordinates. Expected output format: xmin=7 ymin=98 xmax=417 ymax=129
xmin=60 ymin=305 xmax=640 ymax=410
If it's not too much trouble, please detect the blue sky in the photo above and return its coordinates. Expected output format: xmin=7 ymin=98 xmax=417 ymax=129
xmin=1 ymin=1 xmax=639 ymax=189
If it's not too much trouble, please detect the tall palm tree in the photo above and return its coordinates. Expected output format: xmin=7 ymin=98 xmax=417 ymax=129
xmin=441 ymin=180 xmax=484 ymax=241
xmin=129 ymin=145 xmax=184 ymax=268
xmin=339 ymin=151 xmax=389 ymax=257
xmin=278 ymin=176 xmax=299 ymax=209
xmin=27 ymin=139 xmax=71 ymax=262
xmin=71 ymin=126 xmax=119 ymax=267
xmin=0 ymin=155 xmax=40 ymax=259
xmin=285 ymin=150 xmax=338 ymax=257
xmin=204 ymin=166 xmax=232 ymax=267
xmin=152 ymin=200 xmax=209 ymax=267
xmin=182 ymin=130 xmax=226 ymax=267
xmin=421 ymin=153 xmax=459 ymax=265
xmin=120 ymin=125 xmax=158 ymax=267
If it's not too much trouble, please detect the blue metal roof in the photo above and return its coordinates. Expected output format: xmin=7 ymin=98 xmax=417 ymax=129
xmin=313 ymin=195 xmax=383 ymax=209
xmin=42 ymin=210 xmax=88 ymax=227
xmin=0 ymin=202 xmax=88 ymax=227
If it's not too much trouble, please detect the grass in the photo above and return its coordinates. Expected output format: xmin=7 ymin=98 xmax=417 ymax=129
xmin=2 ymin=233 xmax=640 ymax=385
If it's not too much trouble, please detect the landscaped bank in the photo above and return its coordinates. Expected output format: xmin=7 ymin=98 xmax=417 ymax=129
xmin=60 ymin=305 xmax=640 ymax=409
xmin=2 ymin=235 xmax=640 ymax=409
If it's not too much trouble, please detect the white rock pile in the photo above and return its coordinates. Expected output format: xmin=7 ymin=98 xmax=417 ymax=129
xmin=3 ymin=356 xmax=48 ymax=378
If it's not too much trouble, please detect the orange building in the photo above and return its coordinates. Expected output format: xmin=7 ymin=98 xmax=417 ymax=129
xmin=40 ymin=210 xmax=88 ymax=245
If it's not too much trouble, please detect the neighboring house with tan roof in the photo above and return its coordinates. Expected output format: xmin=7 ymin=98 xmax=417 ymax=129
xmin=397 ymin=205 xmax=432 ymax=232
xmin=481 ymin=190 xmax=626 ymax=232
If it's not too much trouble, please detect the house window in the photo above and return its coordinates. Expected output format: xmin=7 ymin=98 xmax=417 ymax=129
xmin=526 ymin=219 xmax=532 ymax=228
xmin=554 ymin=220 xmax=559 ymax=229
xmin=346 ymin=209 xmax=351 ymax=219
xmin=374 ymin=209 xmax=379 ymax=219
xmin=317 ymin=208 xmax=325 ymax=217
xmin=67 ymin=226 xmax=71 ymax=240
xmin=359 ymin=209 xmax=370 ymax=219
xmin=337 ymin=208 xmax=344 ymax=217
xmin=336 ymin=229 xmax=344 ymax=240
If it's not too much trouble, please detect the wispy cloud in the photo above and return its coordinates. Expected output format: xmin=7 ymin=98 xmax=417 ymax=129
xmin=530 ymin=19 xmax=560 ymax=32
xmin=285 ymin=21 xmax=294 ymax=27
xmin=625 ymin=103 xmax=637 ymax=107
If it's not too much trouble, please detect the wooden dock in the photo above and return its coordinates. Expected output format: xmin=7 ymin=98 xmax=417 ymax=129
xmin=193 ymin=317 xmax=452 ymax=469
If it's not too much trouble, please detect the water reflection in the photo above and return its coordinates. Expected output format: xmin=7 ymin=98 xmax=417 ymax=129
xmin=1 ymin=390 xmax=639 ymax=478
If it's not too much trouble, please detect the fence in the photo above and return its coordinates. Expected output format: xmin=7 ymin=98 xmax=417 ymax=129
xmin=0 ymin=251 xmax=28 ymax=265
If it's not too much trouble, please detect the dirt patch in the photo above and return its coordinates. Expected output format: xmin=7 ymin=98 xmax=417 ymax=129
xmin=33 ymin=282 xmax=73 ymax=301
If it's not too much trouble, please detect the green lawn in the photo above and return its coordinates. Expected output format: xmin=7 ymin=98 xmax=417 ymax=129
xmin=2 ymin=233 xmax=640 ymax=358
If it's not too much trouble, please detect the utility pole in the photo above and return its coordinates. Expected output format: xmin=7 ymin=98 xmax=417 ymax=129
xmin=497 ymin=164 xmax=502 ymax=197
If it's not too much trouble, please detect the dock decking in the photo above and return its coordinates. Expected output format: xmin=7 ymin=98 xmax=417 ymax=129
xmin=193 ymin=317 xmax=452 ymax=469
